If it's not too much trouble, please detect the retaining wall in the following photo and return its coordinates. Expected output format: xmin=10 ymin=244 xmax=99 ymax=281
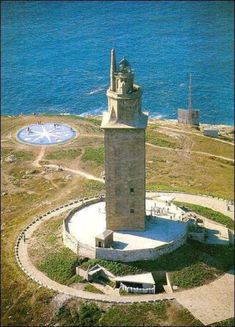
xmin=95 ymin=234 xmax=187 ymax=262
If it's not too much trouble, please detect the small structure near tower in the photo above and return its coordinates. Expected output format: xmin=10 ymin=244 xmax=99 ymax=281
xmin=177 ymin=73 xmax=200 ymax=126
xmin=101 ymin=49 xmax=148 ymax=231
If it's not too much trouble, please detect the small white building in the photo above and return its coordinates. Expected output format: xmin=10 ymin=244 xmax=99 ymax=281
xmin=203 ymin=129 xmax=219 ymax=138
xmin=115 ymin=273 xmax=156 ymax=294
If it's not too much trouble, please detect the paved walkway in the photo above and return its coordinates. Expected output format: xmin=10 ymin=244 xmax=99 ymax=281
xmin=17 ymin=193 xmax=234 ymax=325
xmin=176 ymin=270 xmax=234 ymax=325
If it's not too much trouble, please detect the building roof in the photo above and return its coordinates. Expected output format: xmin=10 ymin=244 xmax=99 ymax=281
xmin=88 ymin=264 xmax=115 ymax=278
xmin=95 ymin=229 xmax=113 ymax=240
xmin=115 ymin=273 xmax=155 ymax=285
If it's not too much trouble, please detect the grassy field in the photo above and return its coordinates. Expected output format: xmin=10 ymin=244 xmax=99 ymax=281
xmin=81 ymin=146 xmax=105 ymax=166
xmin=84 ymin=284 xmax=104 ymax=294
xmin=210 ymin=318 xmax=235 ymax=326
xmin=45 ymin=148 xmax=82 ymax=160
xmin=50 ymin=300 xmax=203 ymax=326
xmin=1 ymin=115 xmax=234 ymax=326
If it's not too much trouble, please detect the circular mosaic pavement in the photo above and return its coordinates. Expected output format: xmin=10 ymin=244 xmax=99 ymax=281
xmin=16 ymin=123 xmax=76 ymax=145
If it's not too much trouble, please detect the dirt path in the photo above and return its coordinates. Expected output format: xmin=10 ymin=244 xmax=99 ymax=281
xmin=158 ymin=126 xmax=234 ymax=146
xmin=146 ymin=142 xmax=234 ymax=162
xmin=33 ymin=146 xmax=46 ymax=167
xmin=80 ymin=133 xmax=104 ymax=138
xmin=44 ymin=164 xmax=104 ymax=183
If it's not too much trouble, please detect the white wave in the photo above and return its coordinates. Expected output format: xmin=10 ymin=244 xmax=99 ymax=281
xmin=59 ymin=112 xmax=71 ymax=116
xmin=86 ymin=86 xmax=105 ymax=95
xmin=149 ymin=113 xmax=167 ymax=119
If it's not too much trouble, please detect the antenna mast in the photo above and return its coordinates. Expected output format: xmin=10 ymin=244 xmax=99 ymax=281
xmin=188 ymin=73 xmax=192 ymax=110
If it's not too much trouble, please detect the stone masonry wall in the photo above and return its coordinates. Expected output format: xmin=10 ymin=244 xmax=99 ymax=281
xmin=105 ymin=128 xmax=146 ymax=231
xmin=95 ymin=234 xmax=187 ymax=262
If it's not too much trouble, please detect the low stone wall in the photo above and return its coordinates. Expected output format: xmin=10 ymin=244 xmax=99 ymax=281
xmin=165 ymin=272 xmax=173 ymax=293
xmin=62 ymin=196 xmax=105 ymax=258
xmin=95 ymin=234 xmax=187 ymax=262
xmin=78 ymin=241 xmax=96 ymax=259
xmin=62 ymin=194 xmax=188 ymax=262
xmin=76 ymin=267 xmax=88 ymax=280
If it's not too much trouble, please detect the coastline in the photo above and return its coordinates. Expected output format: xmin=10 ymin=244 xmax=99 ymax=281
xmin=1 ymin=113 xmax=234 ymax=129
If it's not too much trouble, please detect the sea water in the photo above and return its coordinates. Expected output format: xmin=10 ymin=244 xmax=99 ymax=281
xmin=1 ymin=1 xmax=234 ymax=125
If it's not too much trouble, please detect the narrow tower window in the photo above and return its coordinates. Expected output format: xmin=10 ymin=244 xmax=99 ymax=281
xmin=130 ymin=188 xmax=134 ymax=194
xmin=130 ymin=209 xmax=134 ymax=213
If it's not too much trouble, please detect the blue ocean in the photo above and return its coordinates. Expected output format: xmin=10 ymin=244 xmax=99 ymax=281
xmin=1 ymin=1 xmax=234 ymax=125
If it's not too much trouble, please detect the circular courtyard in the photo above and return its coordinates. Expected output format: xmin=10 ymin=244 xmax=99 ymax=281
xmin=65 ymin=197 xmax=187 ymax=261
xmin=16 ymin=122 xmax=76 ymax=145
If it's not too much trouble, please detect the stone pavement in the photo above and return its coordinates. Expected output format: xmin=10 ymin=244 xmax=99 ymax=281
xmin=16 ymin=193 xmax=234 ymax=325
xmin=150 ymin=191 xmax=234 ymax=219
xmin=176 ymin=270 xmax=234 ymax=325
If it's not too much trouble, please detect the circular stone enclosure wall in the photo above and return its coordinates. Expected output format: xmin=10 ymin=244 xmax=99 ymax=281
xmin=63 ymin=197 xmax=188 ymax=262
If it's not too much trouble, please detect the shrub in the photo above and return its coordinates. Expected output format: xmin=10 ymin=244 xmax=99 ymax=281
xmin=38 ymin=248 xmax=78 ymax=284
xmin=79 ymin=303 xmax=102 ymax=326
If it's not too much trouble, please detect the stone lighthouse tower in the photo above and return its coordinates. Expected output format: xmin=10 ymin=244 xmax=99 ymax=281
xmin=101 ymin=49 xmax=148 ymax=231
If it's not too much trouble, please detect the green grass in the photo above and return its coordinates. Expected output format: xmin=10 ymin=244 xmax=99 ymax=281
xmin=2 ymin=148 xmax=35 ymax=161
xmin=146 ymin=183 xmax=196 ymax=194
xmin=79 ymin=303 xmax=102 ymax=326
xmin=67 ymin=274 xmax=85 ymax=285
xmin=170 ymin=262 xmax=219 ymax=288
xmin=99 ymin=302 xmax=167 ymax=326
xmin=52 ymin=300 xmax=203 ymax=327
xmin=81 ymin=147 xmax=104 ymax=165
xmin=146 ymin=130 xmax=181 ymax=149
xmin=127 ymin=241 xmax=234 ymax=288
xmin=68 ymin=114 xmax=101 ymax=126
xmin=84 ymin=283 xmax=104 ymax=294
xmin=80 ymin=258 xmax=143 ymax=276
xmin=38 ymin=248 xmax=78 ymax=284
xmin=45 ymin=148 xmax=82 ymax=160
xmin=174 ymin=201 xmax=234 ymax=230
xmin=53 ymin=305 xmax=80 ymax=326
xmin=99 ymin=301 xmax=203 ymax=326
xmin=210 ymin=317 xmax=235 ymax=326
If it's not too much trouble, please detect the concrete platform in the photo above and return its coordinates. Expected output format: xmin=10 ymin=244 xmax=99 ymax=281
xmin=67 ymin=199 xmax=187 ymax=251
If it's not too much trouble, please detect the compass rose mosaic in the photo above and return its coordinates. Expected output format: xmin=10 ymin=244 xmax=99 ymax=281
xmin=17 ymin=123 xmax=76 ymax=145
